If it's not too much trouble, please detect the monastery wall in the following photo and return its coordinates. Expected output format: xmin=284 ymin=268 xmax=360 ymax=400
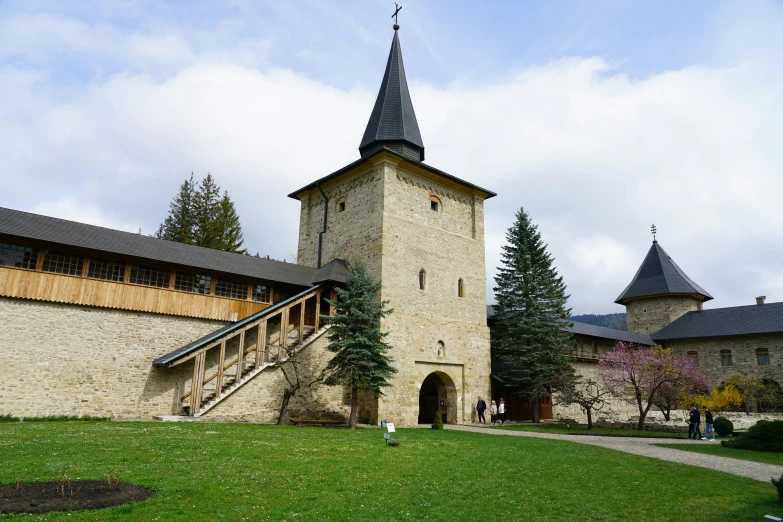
xmin=626 ymin=296 xmax=702 ymax=335
xmin=665 ymin=334 xmax=783 ymax=389
xmin=0 ymin=297 xmax=226 ymax=419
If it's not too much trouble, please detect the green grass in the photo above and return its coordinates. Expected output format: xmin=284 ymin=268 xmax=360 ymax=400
xmin=485 ymin=422 xmax=696 ymax=438
xmin=0 ymin=414 xmax=110 ymax=423
xmin=0 ymin=422 xmax=780 ymax=521
xmin=656 ymin=443 xmax=783 ymax=467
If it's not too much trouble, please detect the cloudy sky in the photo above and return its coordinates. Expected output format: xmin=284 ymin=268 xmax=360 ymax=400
xmin=2 ymin=0 xmax=782 ymax=314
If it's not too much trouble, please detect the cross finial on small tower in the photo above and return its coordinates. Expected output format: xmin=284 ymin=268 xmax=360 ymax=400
xmin=651 ymin=224 xmax=657 ymax=242
xmin=392 ymin=3 xmax=402 ymax=30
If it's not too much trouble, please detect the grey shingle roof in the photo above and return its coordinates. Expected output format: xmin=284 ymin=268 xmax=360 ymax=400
xmin=287 ymin=146 xmax=496 ymax=200
xmin=0 ymin=207 xmax=317 ymax=287
xmin=615 ymin=241 xmax=712 ymax=304
xmin=311 ymin=258 xmax=349 ymax=284
xmin=358 ymin=27 xmax=424 ymax=162
xmin=652 ymin=302 xmax=783 ymax=341
xmin=487 ymin=305 xmax=655 ymax=345
xmin=566 ymin=321 xmax=655 ymax=345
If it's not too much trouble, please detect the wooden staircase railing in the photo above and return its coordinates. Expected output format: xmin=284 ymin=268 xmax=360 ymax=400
xmin=173 ymin=285 xmax=330 ymax=415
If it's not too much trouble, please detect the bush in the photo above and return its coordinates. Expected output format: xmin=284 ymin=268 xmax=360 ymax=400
xmin=721 ymin=420 xmax=783 ymax=453
xmin=712 ymin=416 xmax=733 ymax=437
xmin=432 ymin=412 xmax=444 ymax=430
xmin=773 ymin=475 xmax=783 ymax=501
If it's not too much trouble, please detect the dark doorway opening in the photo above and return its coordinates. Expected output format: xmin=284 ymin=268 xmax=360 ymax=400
xmin=418 ymin=373 xmax=441 ymax=424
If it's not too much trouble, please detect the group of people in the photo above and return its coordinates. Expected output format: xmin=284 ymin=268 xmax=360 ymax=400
xmin=475 ymin=397 xmax=505 ymax=425
xmin=687 ymin=405 xmax=717 ymax=441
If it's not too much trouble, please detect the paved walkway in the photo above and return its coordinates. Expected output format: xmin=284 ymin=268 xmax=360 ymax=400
xmin=445 ymin=424 xmax=783 ymax=482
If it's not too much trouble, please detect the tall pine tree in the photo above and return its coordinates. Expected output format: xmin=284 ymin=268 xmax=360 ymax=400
xmin=156 ymin=173 xmax=196 ymax=244
xmin=324 ymin=261 xmax=397 ymax=429
xmin=157 ymin=173 xmax=246 ymax=254
xmin=492 ymin=207 xmax=574 ymax=423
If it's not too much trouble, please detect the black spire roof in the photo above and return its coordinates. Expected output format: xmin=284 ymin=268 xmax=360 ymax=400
xmin=615 ymin=241 xmax=712 ymax=304
xmin=359 ymin=25 xmax=424 ymax=162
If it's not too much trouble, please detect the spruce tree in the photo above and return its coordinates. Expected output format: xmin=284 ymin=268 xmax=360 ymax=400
xmin=156 ymin=173 xmax=196 ymax=244
xmin=158 ymin=173 xmax=247 ymax=253
xmin=492 ymin=207 xmax=575 ymax=423
xmin=324 ymin=261 xmax=397 ymax=429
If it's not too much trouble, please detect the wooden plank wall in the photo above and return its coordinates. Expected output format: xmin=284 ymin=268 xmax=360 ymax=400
xmin=0 ymin=267 xmax=270 ymax=321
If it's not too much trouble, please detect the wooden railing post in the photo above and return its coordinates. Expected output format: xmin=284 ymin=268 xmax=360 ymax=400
xmin=215 ymin=341 xmax=226 ymax=399
xmin=193 ymin=352 xmax=206 ymax=415
xmin=235 ymin=330 xmax=245 ymax=381
xmin=314 ymin=290 xmax=321 ymax=333
xmin=330 ymin=288 xmax=337 ymax=316
xmin=279 ymin=309 xmax=288 ymax=360
xmin=255 ymin=320 xmax=266 ymax=368
xmin=299 ymin=300 xmax=305 ymax=345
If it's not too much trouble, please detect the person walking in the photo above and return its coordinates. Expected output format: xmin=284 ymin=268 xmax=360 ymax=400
xmin=476 ymin=397 xmax=487 ymax=424
xmin=490 ymin=400 xmax=498 ymax=425
xmin=498 ymin=398 xmax=506 ymax=425
xmin=687 ymin=406 xmax=696 ymax=439
xmin=702 ymin=408 xmax=715 ymax=441
xmin=692 ymin=406 xmax=703 ymax=441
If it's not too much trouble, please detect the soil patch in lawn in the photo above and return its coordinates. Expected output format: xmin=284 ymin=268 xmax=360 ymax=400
xmin=0 ymin=481 xmax=155 ymax=514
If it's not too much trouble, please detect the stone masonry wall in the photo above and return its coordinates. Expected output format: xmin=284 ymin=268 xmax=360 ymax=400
xmin=0 ymin=297 xmax=226 ymax=418
xmin=626 ymin=295 xmax=702 ymax=335
xmin=664 ymin=333 xmax=783 ymax=389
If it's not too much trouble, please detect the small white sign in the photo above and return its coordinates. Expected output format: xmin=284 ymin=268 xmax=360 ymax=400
xmin=387 ymin=423 xmax=396 ymax=433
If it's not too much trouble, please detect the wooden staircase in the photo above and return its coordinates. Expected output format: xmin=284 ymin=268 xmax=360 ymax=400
xmin=153 ymin=285 xmax=335 ymax=420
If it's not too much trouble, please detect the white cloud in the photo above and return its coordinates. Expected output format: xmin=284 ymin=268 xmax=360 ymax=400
xmin=2 ymin=25 xmax=782 ymax=314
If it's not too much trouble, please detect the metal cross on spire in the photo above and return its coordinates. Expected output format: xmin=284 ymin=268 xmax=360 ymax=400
xmin=651 ymin=224 xmax=657 ymax=242
xmin=392 ymin=3 xmax=402 ymax=27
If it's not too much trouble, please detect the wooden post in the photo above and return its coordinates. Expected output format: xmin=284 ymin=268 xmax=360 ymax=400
xmin=330 ymin=288 xmax=337 ymax=316
xmin=215 ymin=341 xmax=226 ymax=398
xmin=299 ymin=300 xmax=305 ymax=345
xmin=189 ymin=356 xmax=199 ymax=416
xmin=314 ymin=290 xmax=321 ymax=333
xmin=255 ymin=321 xmax=265 ymax=367
xmin=235 ymin=330 xmax=246 ymax=381
xmin=193 ymin=352 xmax=206 ymax=415
xmin=279 ymin=309 xmax=288 ymax=360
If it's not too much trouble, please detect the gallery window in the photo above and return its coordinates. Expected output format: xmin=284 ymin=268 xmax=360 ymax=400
xmin=42 ymin=250 xmax=84 ymax=276
xmin=129 ymin=264 xmax=171 ymax=288
xmin=215 ymin=278 xmax=248 ymax=300
xmin=252 ymin=284 xmax=271 ymax=303
xmin=88 ymin=257 xmax=126 ymax=282
xmin=175 ymin=272 xmax=211 ymax=295
xmin=419 ymin=269 xmax=426 ymax=290
xmin=0 ymin=242 xmax=38 ymax=270
xmin=757 ymin=348 xmax=771 ymax=366
xmin=687 ymin=351 xmax=699 ymax=367
xmin=720 ymin=350 xmax=733 ymax=367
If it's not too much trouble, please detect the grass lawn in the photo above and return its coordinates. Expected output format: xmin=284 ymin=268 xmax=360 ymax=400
xmin=484 ymin=422 xmax=701 ymax=439
xmin=1 ymin=422 xmax=780 ymax=521
xmin=655 ymin=443 xmax=783 ymax=467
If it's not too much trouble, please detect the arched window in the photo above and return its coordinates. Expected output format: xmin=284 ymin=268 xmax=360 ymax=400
xmin=457 ymin=278 xmax=464 ymax=297
xmin=757 ymin=348 xmax=770 ymax=366
xmin=428 ymin=193 xmax=442 ymax=212
xmin=419 ymin=269 xmax=426 ymax=290
xmin=687 ymin=351 xmax=699 ymax=367
xmin=720 ymin=350 xmax=733 ymax=367
xmin=437 ymin=341 xmax=445 ymax=358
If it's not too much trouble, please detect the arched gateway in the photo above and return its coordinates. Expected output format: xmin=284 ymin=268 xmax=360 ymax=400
xmin=418 ymin=372 xmax=458 ymax=424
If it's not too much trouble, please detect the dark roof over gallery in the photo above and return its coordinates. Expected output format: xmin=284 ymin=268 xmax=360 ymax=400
xmin=486 ymin=305 xmax=654 ymax=345
xmin=615 ymin=240 xmax=713 ymax=304
xmin=287 ymin=146 xmax=496 ymax=200
xmin=652 ymin=302 xmax=783 ymax=341
xmin=0 ymin=207 xmax=318 ymax=287
xmin=359 ymin=25 xmax=425 ymax=162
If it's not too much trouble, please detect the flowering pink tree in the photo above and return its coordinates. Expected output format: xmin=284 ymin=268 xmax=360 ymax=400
xmin=597 ymin=342 xmax=707 ymax=430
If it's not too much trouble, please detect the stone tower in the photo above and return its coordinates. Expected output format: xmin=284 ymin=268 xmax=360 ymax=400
xmin=289 ymin=23 xmax=495 ymax=425
xmin=617 ymin=240 xmax=712 ymax=335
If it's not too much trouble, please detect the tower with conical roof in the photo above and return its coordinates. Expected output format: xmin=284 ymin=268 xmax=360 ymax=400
xmin=289 ymin=20 xmax=495 ymax=426
xmin=617 ymin=239 xmax=712 ymax=335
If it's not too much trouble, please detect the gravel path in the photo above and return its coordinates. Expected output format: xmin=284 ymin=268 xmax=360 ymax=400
xmin=444 ymin=424 xmax=783 ymax=482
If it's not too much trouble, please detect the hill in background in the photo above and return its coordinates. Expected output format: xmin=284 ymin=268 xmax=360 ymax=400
xmin=570 ymin=313 xmax=627 ymax=331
